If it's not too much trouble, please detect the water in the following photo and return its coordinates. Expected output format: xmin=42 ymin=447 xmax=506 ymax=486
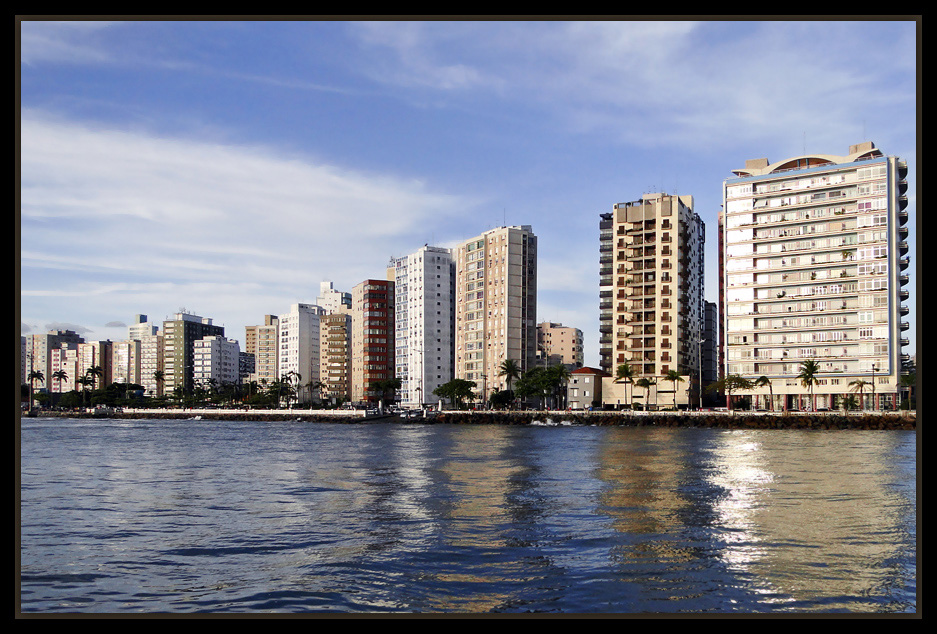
xmin=19 ymin=418 xmax=917 ymax=614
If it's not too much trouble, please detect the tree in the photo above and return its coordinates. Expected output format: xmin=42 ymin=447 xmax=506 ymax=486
xmin=797 ymin=359 xmax=821 ymax=411
xmin=433 ymin=379 xmax=476 ymax=409
xmin=615 ymin=363 xmax=635 ymax=409
xmin=635 ymin=378 xmax=653 ymax=410
xmin=370 ymin=377 xmax=402 ymax=409
xmin=754 ymin=376 xmax=774 ymax=411
xmin=86 ymin=365 xmax=105 ymax=392
xmin=546 ymin=364 xmax=572 ymax=409
xmin=27 ymin=370 xmax=44 ymax=409
xmin=707 ymin=374 xmax=753 ymax=411
xmin=77 ymin=374 xmax=93 ymax=408
xmin=664 ymin=370 xmax=684 ymax=410
xmin=848 ymin=379 xmax=870 ymax=411
xmin=499 ymin=359 xmax=521 ymax=400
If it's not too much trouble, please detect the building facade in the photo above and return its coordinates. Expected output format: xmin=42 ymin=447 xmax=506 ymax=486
xmin=536 ymin=321 xmax=584 ymax=369
xmin=454 ymin=225 xmax=538 ymax=402
xmin=193 ymin=335 xmax=241 ymax=390
xmin=245 ymin=315 xmax=279 ymax=387
xmin=721 ymin=141 xmax=910 ymax=410
xmin=320 ymin=311 xmax=352 ymax=405
xmin=351 ymin=279 xmax=395 ymax=403
xmin=277 ymin=303 xmax=325 ymax=398
xmin=394 ymin=245 xmax=455 ymax=407
xmin=598 ymin=193 xmax=704 ymax=406
xmin=161 ymin=311 xmax=225 ymax=395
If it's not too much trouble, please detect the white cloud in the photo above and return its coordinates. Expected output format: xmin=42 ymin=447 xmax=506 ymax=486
xmin=20 ymin=111 xmax=474 ymax=339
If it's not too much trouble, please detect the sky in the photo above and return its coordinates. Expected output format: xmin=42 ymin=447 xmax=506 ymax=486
xmin=19 ymin=19 xmax=919 ymax=368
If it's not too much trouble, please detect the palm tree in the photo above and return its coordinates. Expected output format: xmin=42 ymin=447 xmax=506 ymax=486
xmin=547 ymin=364 xmax=572 ymax=409
xmin=797 ymin=359 xmax=821 ymax=411
xmin=499 ymin=359 xmax=521 ymax=407
xmin=848 ymin=379 xmax=870 ymax=411
xmin=754 ymin=376 xmax=774 ymax=411
xmin=615 ymin=363 xmax=635 ymax=410
xmin=635 ymin=378 xmax=653 ymax=410
xmin=27 ymin=370 xmax=44 ymax=410
xmin=86 ymin=365 xmax=105 ymax=393
xmin=77 ymin=374 xmax=93 ymax=408
xmin=664 ymin=370 xmax=684 ymax=410
xmin=153 ymin=370 xmax=164 ymax=398
xmin=707 ymin=374 xmax=753 ymax=412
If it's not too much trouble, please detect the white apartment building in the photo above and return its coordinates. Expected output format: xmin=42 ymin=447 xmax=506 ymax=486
xmin=394 ymin=245 xmax=455 ymax=407
xmin=128 ymin=314 xmax=158 ymax=342
xmin=111 ymin=340 xmax=142 ymax=386
xmin=193 ymin=335 xmax=241 ymax=389
xmin=140 ymin=333 xmax=164 ymax=397
xmin=317 ymin=281 xmax=352 ymax=315
xmin=454 ymin=225 xmax=537 ymax=401
xmin=721 ymin=142 xmax=911 ymax=410
xmin=277 ymin=303 xmax=325 ymax=394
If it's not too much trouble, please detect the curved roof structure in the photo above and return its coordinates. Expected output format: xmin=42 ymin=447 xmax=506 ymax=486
xmin=730 ymin=142 xmax=884 ymax=178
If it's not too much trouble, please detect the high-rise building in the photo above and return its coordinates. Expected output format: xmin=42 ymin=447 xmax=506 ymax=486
xmin=128 ymin=314 xmax=158 ymax=341
xmin=245 ymin=315 xmax=279 ymax=386
xmin=320 ymin=311 xmax=352 ymax=404
xmin=536 ymin=321 xmax=584 ymax=369
xmin=161 ymin=311 xmax=224 ymax=395
xmin=140 ymin=333 xmax=164 ymax=397
xmin=277 ymin=303 xmax=326 ymax=395
xmin=598 ymin=194 xmax=705 ymax=404
xmin=193 ymin=335 xmax=241 ymax=390
xmin=721 ymin=141 xmax=910 ymax=410
xmin=24 ymin=330 xmax=84 ymax=390
xmin=317 ymin=281 xmax=352 ymax=315
xmin=394 ymin=245 xmax=455 ymax=407
xmin=454 ymin=225 xmax=538 ymax=401
xmin=352 ymin=279 xmax=395 ymax=403
xmin=111 ymin=340 xmax=142 ymax=386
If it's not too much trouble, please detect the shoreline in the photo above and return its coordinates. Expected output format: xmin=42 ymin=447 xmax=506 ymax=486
xmin=25 ymin=408 xmax=917 ymax=430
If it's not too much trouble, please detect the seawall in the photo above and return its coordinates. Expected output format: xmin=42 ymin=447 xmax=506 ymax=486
xmin=28 ymin=409 xmax=917 ymax=430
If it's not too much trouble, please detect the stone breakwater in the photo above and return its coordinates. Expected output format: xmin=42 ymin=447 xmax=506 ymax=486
xmin=31 ymin=409 xmax=916 ymax=429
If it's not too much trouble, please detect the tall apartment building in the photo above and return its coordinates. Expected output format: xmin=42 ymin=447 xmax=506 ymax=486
xmin=111 ymin=340 xmax=142 ymax=386
xmin=161 ymin=311 xmax=225 ymax=395
xmin=277 ymin=303 xmax=326 ymax=397
xmin=721 ymin=141 xmax=910 ymax=410
xmin=351 ymin=279 xmax=395 ymax=403
xmin=49 ymin=342 xmax=80 ymax=393
xmin=454 ymin=225 xmax=538 ymax=401
xmin=320 ymin=312 xmax=352 ymax=404
xmin=24 ymin=329 xmax=84 ymax=390
xmin=245 ymin=315 xmax=279 ymax=386
xmin=193 ymin=335 xmax=241 ymax=389
xmin=128 ymin=314 xmax=158 ymax=341
xmin=317 ymin=281 xmax=352 ymax=315
xmin=394 ymin=245 xmax=455 ymax=407
xmin=536 ymin=321 xmax=584 ymax=369
xmin=598 ymin=194 xmax=705 ymax=399
xmin=140 ymin=333 xmax=164 ymax=397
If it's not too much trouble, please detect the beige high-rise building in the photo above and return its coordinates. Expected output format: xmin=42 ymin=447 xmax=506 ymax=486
xmin=454 ymin=225 xmax=537 ymax=402
xmin=599 ymin=193 xmax=704 ymax=409
xmin=536 ymin=321 xmax=584 ymax=368
xmin=721 ymin=142 xmax=911 ymax=411
xmin=320 ymin=311 xmax=352 ymax=404
xmin=245 ymin=315 xmax=279 ymax=386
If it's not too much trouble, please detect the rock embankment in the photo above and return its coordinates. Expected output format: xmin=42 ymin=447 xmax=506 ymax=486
xmin=28 ymin=409 xmax=916 ymax=429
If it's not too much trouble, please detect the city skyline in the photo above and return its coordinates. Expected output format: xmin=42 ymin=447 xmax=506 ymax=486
xmin=19 ymin=19 xmax=918 ymax=368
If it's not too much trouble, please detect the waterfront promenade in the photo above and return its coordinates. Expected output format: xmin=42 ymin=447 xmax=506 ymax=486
xmin=30 ymin=407 xmax=916 ymax=430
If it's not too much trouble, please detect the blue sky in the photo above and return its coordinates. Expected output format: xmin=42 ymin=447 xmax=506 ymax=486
xmin=19 ymin=19 xmax=918 ymax=367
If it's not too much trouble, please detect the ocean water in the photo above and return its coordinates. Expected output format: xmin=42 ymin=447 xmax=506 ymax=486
xmin=19 ymin=418 xmax=917 ymax=614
